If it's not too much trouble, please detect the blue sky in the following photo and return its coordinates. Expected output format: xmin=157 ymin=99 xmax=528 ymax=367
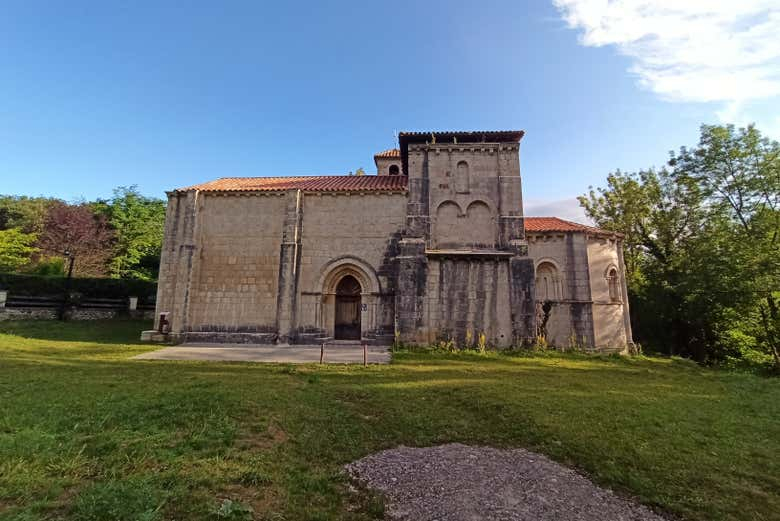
xmin=2 ymin=1 xmax=778 ymax=221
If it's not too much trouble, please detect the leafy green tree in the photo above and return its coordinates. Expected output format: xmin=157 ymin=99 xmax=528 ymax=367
xmin=95 ymin=186 xmax=166 ymax=280
xmin=0 ymin=196 xmax=57 ymax=233
xmin=580 ymin=124 xmax=780 ymax=370
xmin=670 ymin=125 xmax=780 ymax=369
xmin=0 ymin=228 xmax=38 ymax=272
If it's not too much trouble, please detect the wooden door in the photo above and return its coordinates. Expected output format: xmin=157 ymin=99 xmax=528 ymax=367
xmin=334 ymin=275 xmax=361 ymax=340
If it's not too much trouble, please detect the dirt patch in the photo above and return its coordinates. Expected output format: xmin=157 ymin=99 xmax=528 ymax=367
xmin=345 ymin=443 xmax=667 ymax=521
xmin=218 ymin=484 xmax=282 ymax=515
xmin=236 ymin=421 xmax=288 ymax=451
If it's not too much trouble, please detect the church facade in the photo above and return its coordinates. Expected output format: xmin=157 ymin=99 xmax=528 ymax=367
xmin=145 ymin=130 xmax=633 ymax=351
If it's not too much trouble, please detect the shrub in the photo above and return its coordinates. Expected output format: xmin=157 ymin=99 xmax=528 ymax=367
xmin=0 ymin=272 xmax=157 ymax=299
xmin=477 ymin=331 xmax=487 ymax=353
xmin=25 ymin=256 xmax=65 ymax=276
xmin=0 ymin=229 xmax=37 ymax=272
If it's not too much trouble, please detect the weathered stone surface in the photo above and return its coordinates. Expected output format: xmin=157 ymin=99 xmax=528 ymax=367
xmin=0 ymin=308 xmax=57 ymax=321
xmin=151 ymin=130 xmax=632 ymax=350
xmin=0 ymin=307 xmax=153 ymax=322
xmin=527 ymin=231 xmax=632 ymax=351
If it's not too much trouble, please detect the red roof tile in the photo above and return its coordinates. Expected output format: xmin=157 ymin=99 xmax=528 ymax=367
xmin=177 ymin=175 xmax=408 ymax=193
xmin=374 ymin=148 xmax=400 ymax=158
xmin=524 ymin=217 xmax=619 ymax=236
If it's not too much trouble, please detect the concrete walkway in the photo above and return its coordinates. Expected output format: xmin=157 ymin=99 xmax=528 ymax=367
xmin=134 ymin=343 xmax=392 ymax=364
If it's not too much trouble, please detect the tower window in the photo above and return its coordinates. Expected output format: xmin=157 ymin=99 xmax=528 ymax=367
xmin=455 ymin=161 xmax=469 ymax=193
xmin=389 ymin=164 xmax=399 ymax=176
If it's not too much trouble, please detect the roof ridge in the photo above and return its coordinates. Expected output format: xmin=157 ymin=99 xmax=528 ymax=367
xmin=524 ymin=216 xmax=621 ymax=237
xmin=216 ymin=174 xmax=371 ymax=180
xmin=175 ymin=174 xmax=408 ymax=193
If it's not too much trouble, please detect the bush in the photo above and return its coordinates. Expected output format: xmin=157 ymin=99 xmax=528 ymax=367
xmin=0 ymin=272 xmax=157 ymax=299
xmin=25 ymin=256 xmax=65 ymax=276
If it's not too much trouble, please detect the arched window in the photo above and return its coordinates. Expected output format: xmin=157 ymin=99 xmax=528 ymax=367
xmin=535 ymin=262 xmax=561 ymax=301
xmin=607 ymin=267 xmax=621 ymax=302
xmin=388 ymin=164 xmax=399 ymax=176
xmin=455 ymin=161 xmax=470 ymax=193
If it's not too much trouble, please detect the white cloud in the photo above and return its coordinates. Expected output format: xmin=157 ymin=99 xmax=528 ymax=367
xmin=553 ymin=0 xmax=780 ymax=127
xmin=524 ymin=197 xmax=592 ymax=224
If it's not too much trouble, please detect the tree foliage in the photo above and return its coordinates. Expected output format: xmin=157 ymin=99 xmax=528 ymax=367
xmin=0 ymin=187 xmax=166 ymax=280
xmin=0 ymin=228 xmax=38 ymax=272
xmin=94 ymin=186 xmax=166 ymax=280
xmin=37 ymin=202 xmax=115 ymax=277
xmin=580 ymin=124 xmax=780 ymax=371
xmin=0 ymin=195 xmax=56 ymax=234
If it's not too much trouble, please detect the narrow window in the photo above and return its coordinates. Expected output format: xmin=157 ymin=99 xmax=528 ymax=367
xmin=607 ymin=268 xmax=620 ymax=302
xmin=455 ymin=161 xmax=469 ymax=193
xmin=389 ymin=164 xmax=399 ymax=176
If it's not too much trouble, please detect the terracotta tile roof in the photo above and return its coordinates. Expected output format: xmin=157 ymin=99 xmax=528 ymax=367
xmin=374 ymin=148 xmax=400 ymax=158
xmin=524 ymin=217 xmax=620 ymax=237
xmin=177 ymin=175 xmax=408 ymax=193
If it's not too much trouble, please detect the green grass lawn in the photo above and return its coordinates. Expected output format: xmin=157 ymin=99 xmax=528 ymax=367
xmin=0 ymin=320 xmax=778 ymax=521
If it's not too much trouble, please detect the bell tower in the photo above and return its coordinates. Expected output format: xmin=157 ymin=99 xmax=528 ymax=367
xmin=394 ymin=130 xmax=536 ymax=347
xmin=374 ymin=149 xmax=402 ymax=176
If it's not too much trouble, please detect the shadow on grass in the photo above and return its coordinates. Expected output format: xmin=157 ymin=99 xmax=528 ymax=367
xmin=0 ymin=318 xmax=152 ymax=345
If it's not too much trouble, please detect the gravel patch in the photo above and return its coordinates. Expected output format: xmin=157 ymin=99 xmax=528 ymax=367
xmin=345 ymin=443 xmax=666 ymax=521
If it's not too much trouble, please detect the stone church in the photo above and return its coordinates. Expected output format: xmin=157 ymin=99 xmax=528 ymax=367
xmin=145 ymin=130 xmax=632 ymax=351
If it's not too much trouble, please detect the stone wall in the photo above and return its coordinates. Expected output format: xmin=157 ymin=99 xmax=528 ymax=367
xmin=421 ymin=256 xmax=514 ymax=347
xmin=188 ymin=193 xmax=286 ymax=333
xmin=411 ymin=142 xmax=523 ymax=250
xmin=0 ymin=308 xmax=57 ymax=321
xmin=0 ymin=308 xmax=154 ymax=321
xmin=152 ymin=138 xmax=630 ymax=350
xmin=397 ymin=140 xmax=535 ymax=347
xmin=527 ymin=231 xmax=595 ymax=347
xmin=156 ymin=188 xmax=408 ymax=344
xmin=586 ymin=236 xmax=631 ymax=350
xmin=527 ymin=230 xmax=631 ymax=351
xmin=154 ymin=191 xmax=198 ymax=333
xmin=375 ymin=157 xmax=402 ymax=177
xmin=296 ymin=192 xmax=406 ymax=341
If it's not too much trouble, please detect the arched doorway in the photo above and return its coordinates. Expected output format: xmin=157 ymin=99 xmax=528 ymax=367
xmin=334 ymin=275 xmax=361 ymax=340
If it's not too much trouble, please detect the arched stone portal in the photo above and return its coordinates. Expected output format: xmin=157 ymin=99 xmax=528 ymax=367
xmin=316 ymin=257 xmax=381 ymax=341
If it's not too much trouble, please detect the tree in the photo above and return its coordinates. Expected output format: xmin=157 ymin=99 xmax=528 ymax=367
xmin=94 ymin=186 xmax=166 ymax=280
xmin=580 ymin=168 xmax=709 ymax=358
xmin=670 ymin=125 xmax=780 ymax=369
xmin=37 ymin=202 xmax=115 ymax=277
xmin=578 ymin=169 xmax=705 ymax=288
xmin=0 ymin=196 xmax=57 ymax=233
xmin=580 ymin=124 xmax=780 ymax=370
xmin=0 ymin=228 xmax=38 ymax=272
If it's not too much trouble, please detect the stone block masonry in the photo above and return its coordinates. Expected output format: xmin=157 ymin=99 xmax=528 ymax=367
xmin=149 ymin=129 xmax=632 ymax=351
